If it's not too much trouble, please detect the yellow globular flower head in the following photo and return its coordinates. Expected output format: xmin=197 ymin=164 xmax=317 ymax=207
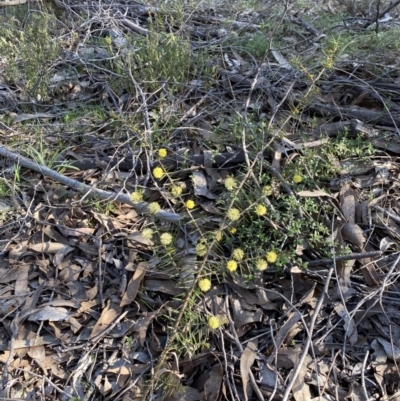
xmin=130 ymin=191 xmax=143 ymax=203
xmin=256 ymin=258 xmax=268 ymax=271
xmin=160 ymin=232 xmax=173 ymax=246
xmin=226 ymin=208 xmax=240 ymax=221
xmin=186 ymin=199 xmax=195 ymax=209
xmin=232 ymin=248 xmax=244 ymax=261
xmin=199 ymin=278 xmax=212 ymax=292
xmin=255 ymin=204 xmax=267 ymax=216
xmin=170 ymin=185 xmax=183 ymax=197
xmin=266 ymin=251 xmax=278 ymax=264
xmin=263 ymin=186 xmax=273 ymax=196
xmin=224 ymin=176 xmax=237 ymax=191
xmin=215 ymin=231 xmax=223 ymax=242
xmin=153 ymin=166 xmax=164 ymax=179
xmin=148 ymin=202 xmax=161 ymax=214
xmin=293 ymin=174 xmax=303 ymax=184
xmin=230 ymin=227 xmax=237 ymax=234
xmin=208 ymin=316 xmax=220 ymax=330
xmin=196 ymin=243 xmax=207 ymax=257
xmin=226 ymin=260 xmax=238 ymax=272
xmin=158 ymin=148 xmax=167 ymax=158
xmin=142 ymin=228 xmax=154 ymax=240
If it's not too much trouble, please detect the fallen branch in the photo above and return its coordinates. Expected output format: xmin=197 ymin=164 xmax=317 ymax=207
xmin=0 ymin=0 xmax=29 ymax=6
xmin=311 ymin=103 xmax=400 ymax=129
xmin=307 ymin=251 xmax=382 ymax=266
xmin=0 ymin=146 xmax=180 ymax=222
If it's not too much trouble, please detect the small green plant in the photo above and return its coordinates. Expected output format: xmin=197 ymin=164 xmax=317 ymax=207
xmin=24 ymin=135 xmax=78 ymax=172
xmin=125 ymin=336 xmax=134 ymax=347
xmin=0 ymin=13 xmax=60 ymax=99
xmin=85 ymin=199 xmax=116 ymax=215
xmin=0 ymin=179 xmax=13 ymax=197
xmin=231 ymin=32 xmax=270 ymax=58
xmin=108 ymin=16 xmax=215 ymax=95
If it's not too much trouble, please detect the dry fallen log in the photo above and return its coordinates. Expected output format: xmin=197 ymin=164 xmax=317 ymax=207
xmin=0 ymin=146 xmax=180 ymax=222
xmin=311 ymin=103 xmax=400 ymax=128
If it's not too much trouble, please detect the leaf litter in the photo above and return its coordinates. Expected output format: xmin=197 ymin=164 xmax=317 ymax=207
xmin=1 ymin=0 xmax=400 ymax=400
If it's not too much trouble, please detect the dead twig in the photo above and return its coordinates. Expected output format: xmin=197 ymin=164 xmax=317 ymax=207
xmin=361 ymin=350 xmax=370 ymax=400
xmin=307 ymin=250 xmax=382 ymax=266
xmin=281 ymin=267 xmax=334 ymax=401
xmin=289 ymin=17 xmax=321 ymax=36
xmin=13 ymin=367 xmax=74 ymax=399
xmin=372 ymin=205 xmax=400 ymax=225
xmin=363 ymin=0 xmax=400 ymax=29
xmin=224 ymin=285 xmax=265 ymax=401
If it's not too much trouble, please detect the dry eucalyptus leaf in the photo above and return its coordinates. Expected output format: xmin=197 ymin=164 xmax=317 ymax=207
xmin=286 ymin=347 xmax=313 ymax=401
xmin=133 ymin=313 xmax=156 ymax=346
xmin=341 ymin=222 xmax=365 ymax=249
xmin=27 ymin=345 xmax=45 ymax=362
xmin=339 ymin=182 xmax=356 ymax=223
xmin=28 ymin=306 xmax=74 ymax=322
xmin=120 ymin=262 xmax=147 ymax=307
xmin=90 ymin=301 xmax=122 ymax=339
xmin=204 ymin=364 xmax=223 ymax=401
xmin=335 ymin=303 xmax=358 ymax=345
xmin=14 ymin=265 xmax=29 ymax=296
xmin=259 ymin=362 xmax=279 ymax=390
xmin=268 ymin=312 xmax=301 ymax=362
xmin=380 ymin=236 xmax=395 ymax=252
xmin=377 ymin=338 xmax=400 ymax=362
xmin=240 ymin=338 xmax=258 ymax=401
xmin=144 ymin=279 xmax=182 ymax=295
xmin=231 ymin=295 xmax=262 ymax=335
xmin=126 ymin=232 xmax=154 ymax=246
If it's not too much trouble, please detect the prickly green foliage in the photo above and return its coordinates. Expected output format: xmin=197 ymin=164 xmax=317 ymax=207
xmin=0 ymin=13 xmax=60 ymax=99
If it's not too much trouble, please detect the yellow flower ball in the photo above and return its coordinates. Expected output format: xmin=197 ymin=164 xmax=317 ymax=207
xmin=255 ymin=204 xmax=267 ymax=216
xmin=170 ymin=185 xmax=183 ymax=197
xmin=226 ymin=260 xmax=238 ymax=272
xmin=142 ymin=228 xmax=154 ymax=240
xmin=153 ymin=167 xmax=164 ymax=179
xmin=208 ymin=316 xmax=220 ymax=330
xmin=199 ymin=278 xmax=212 ymax=292
xmin=186 ymin=199 xmax=195 ymax=209
xmin=148 ymin=202 xmax=161 ymax=214
xmin=158 ymin=148 xmax=167 ymax=158
xmin=160 ymin=232 xmax=173 ymax=246
xmin=256 ymin=259 xmax=268 ymax=271
xmin=226 ymin=208 xmax=240 ymax=221
xmin=224 ymin=177 xmax=237 ymax=191
xmin=263 ymin=186 xmax=273 ymax=196
xmin=196 ymin=243 xmax=207 ymax=257
xmin=293 ymin=174 xmax=303 ymax=184
xmin=266 ymin=251 xmax=278 ymax=264
xmin=232 ymin=248 xmax=244 ymax=261
xmin=215 ymin=231 xmax=223 ymax=242
xmin=130 ymin=191 xmax=143 ymax=203
xmin=230 ymin=227 xmax=237 ymax=234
